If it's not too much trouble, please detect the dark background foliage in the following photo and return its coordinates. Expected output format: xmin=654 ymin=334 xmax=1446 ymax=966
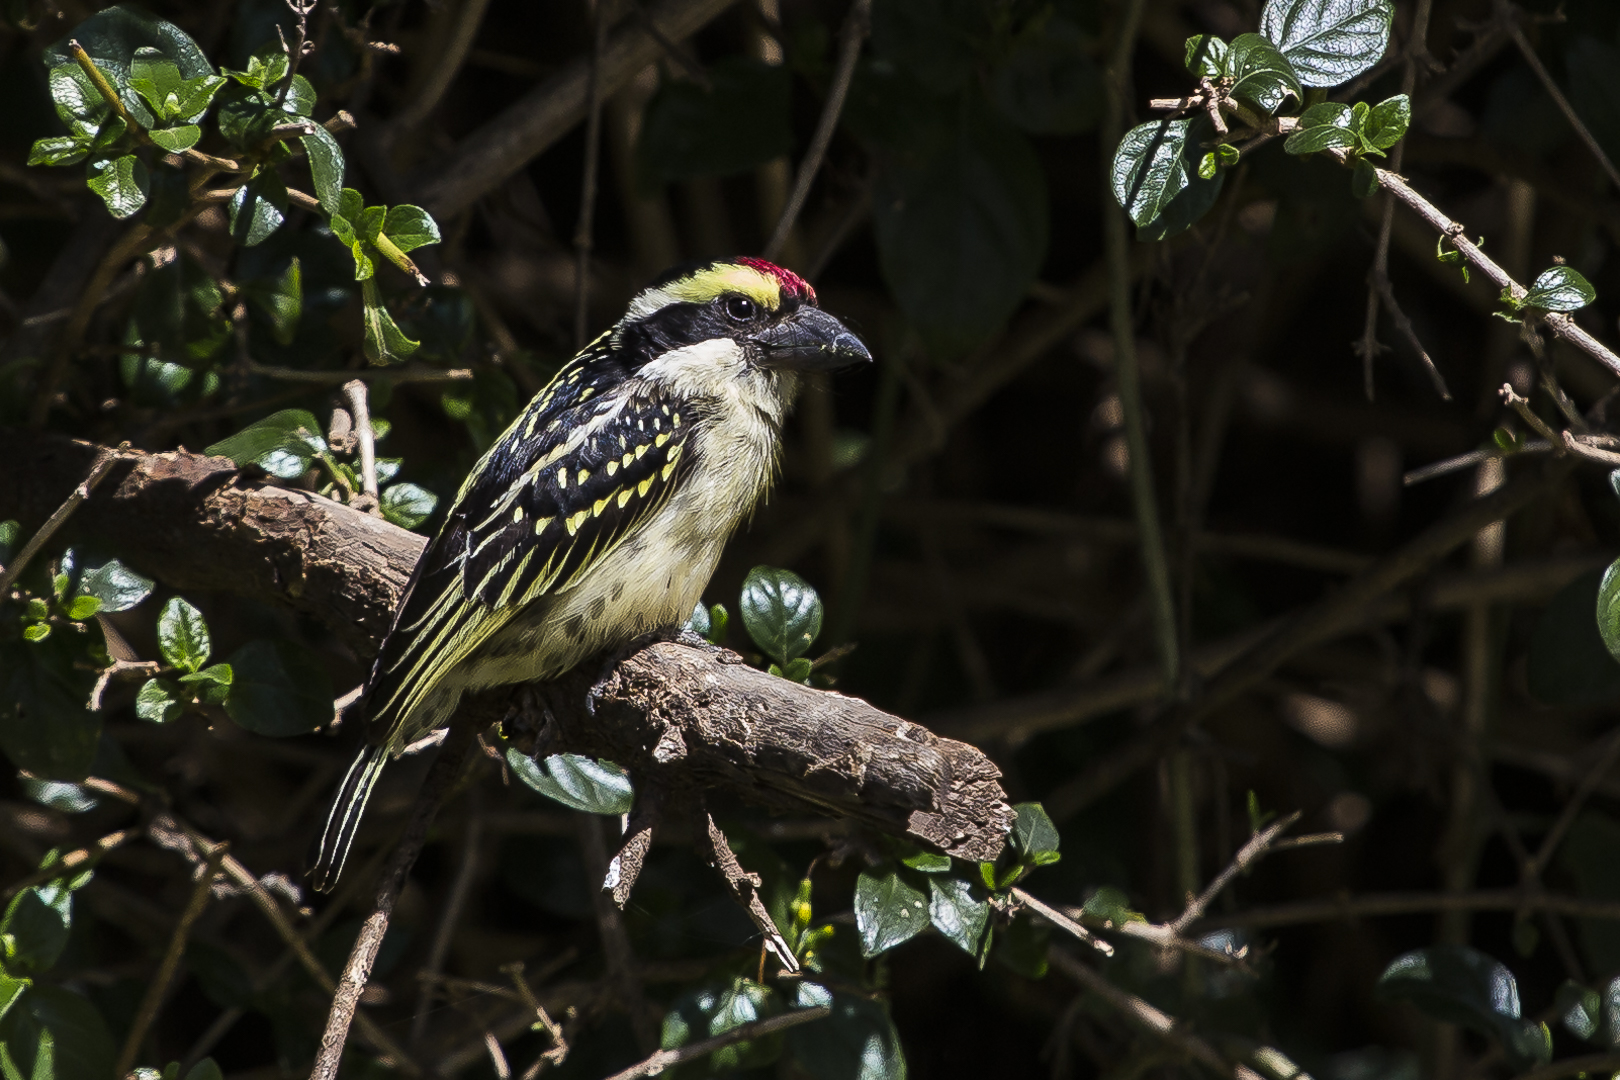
xmin=7 ymin=0 xmax=1620 ymax=1077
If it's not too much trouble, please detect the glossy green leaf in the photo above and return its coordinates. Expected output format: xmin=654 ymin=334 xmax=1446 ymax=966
xmin=146 ymin=123 xmax=200 ymax=152
xmin=241 ymin=257 xmax=302 ymax=346
xmin=784 ymin=986 xmax=905 ymax=1080
xmin=995 ymin=911 xmax=1050 ymax=978
xmin=0 ymin=986 xmax=116 ymax=1080
xmin=44 ymin=63 xmax=108 ymax=137
xmin=928 ymin=876 xmax=989 ymax=955
xmin=1524 ymin=266 xmax=1596 ymax=313
xmin=1259 ymin=0 xmax=1395 ymax=88
xmin=1600 ymin=559 xmax=1620 ymax=666
xmin=300 ymin=126 xmax=344 ymax=215
xmin=85 ymin=153 xmax=148 ymax=218
xmin=1112 ymin=116 xmax=1224 ymax=240
xmin=204 ymin=408 xmax=327 ymax=480
xmin=1376 ymin=946 xmax=1552 ymax=1069
xmin=505 ymin=750 xmax=634 ymax=814
xmin=22 ymin=623 xmax=50 ymax=643
xmin=63 ymin=595 xmax=100 ymax=621
xmin=28 ymin=136 xmax=92 ymax=167
xmin=1185 ymin=34 xmax=1228 ymax=77
xmin=1556 ymin=980 xmax=1604 ymax=1043
xmin=740 ymin=566 xmax=823 ymax=665
xmin=855 ymin=866 xmax=928 ymax=957
xmin=382 ymin=205 xmax=440 ymax=253
xmin=127 ymin=250 xmax=229 ymax=364
xmin=228 ymin=170 xmax=287 ymax=248
xmin=1008 ymin=802 xmax=1060 ymax=862
xmin=222 ymin=639 xmax=332 ymax=736
xmin=0 ymin=977 xmax=26 ymax=1028
xmin=661 ymin=979 xmax=780 ymax=1072
xmin=1352 ymin=158 xmax=1380 ymax=197
xmin=1224 ymin=33 xmax=1302 ymax=116
xmin=901 ymin=849 xmax=952 ymax=873
xmin=157 ymin=596 xmax=209 ymax=672
xmin=379 ymin=482 xmax=438 ymax=530
xmin=361 ymin=279 xmax=420 ymax=364
xmin=20 ymin=779 xmax=97 ymax=815
xmin=135 ymin=677 xmax=183 ymax=723
xmin=1363 ymin=93 xmax=1410 ymax=150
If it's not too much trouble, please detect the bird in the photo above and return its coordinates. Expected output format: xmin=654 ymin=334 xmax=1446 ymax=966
xmin=309 ymin=256 xmax=871 ymax=890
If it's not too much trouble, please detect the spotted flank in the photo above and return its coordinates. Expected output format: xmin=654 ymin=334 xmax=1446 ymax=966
xmin=364 ymin=369 xmax=697 ymax=740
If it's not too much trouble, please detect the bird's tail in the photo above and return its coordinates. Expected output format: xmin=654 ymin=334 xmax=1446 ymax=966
xmin=309 ymin=744 xmax=389 ymax=892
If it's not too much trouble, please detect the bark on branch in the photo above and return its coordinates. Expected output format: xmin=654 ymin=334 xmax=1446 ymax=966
xmin=0 ymin=431 xmax=1013 ymax=860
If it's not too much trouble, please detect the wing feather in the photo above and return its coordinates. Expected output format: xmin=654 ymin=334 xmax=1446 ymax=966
xmin=362 ymin=343 xmax=699 ymax=747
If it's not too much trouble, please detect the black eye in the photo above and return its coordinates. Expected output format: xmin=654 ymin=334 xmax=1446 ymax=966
xmin=725 ymin=295 xmax=757 ymax=322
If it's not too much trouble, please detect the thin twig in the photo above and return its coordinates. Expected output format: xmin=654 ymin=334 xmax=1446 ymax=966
xmin=1503 ymin=6 xmax=1620 ymax=194
xmin=1207 ymin=888 xmax=1620 ymax=929
xmin=2 ymin=828 xmax=139 ymax=900
xmin=1170 ymin=813 xmax=1305 ymax=935
xmin=389 ymin=0 xmax=495 ymax=132
xmin=342 ymin=379 xmax=382 ymax=506
xmin=499 ymin=961 xmax=569 ymax=1068
xmin=572 ymin=0 xmax=609 ymax=349
xmin=762 ymin=0 xmax=871 ymax=261
xmin=1046 ymin=948 xmax=1231 ymax=1075
xmin=700 ymin=811 xmax=800 ymax=975
xmin=1500 ymin=384 xmax=1560 ymax=443
xmin=579 ymin=813 xmax=658 ymax=1050
xmin=274 ymin=0 xmax=318 ymax=108
xmin=0 ymin=448 xmax=121 ymax=594
xmin=601 ymin=1006 xmax=831 ymax=1080
xmin=1528 ymin=727 xmax=1620 ymax=883
xmin=245 ymin=359 xmax=473 ymax=383
xmin=1012 ymin=888 xmax=1113 ymax=956
xmin=309 ymin=719 xmax=478 ymax=1080
xmin=114 ymin=846 xmax=227 ymax=1077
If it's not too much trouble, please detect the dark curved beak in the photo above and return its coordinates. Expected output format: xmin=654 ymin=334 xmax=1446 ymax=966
xmin=753 ymin=307 xmax=872 ymax=371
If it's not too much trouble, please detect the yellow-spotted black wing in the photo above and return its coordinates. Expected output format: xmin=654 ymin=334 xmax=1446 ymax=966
xmin=361 ymin=346 xmax=698 ymax=744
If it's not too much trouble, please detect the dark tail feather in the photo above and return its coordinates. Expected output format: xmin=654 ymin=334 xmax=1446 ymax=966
xmin=309 ymin=744 xmax=388 ymax=892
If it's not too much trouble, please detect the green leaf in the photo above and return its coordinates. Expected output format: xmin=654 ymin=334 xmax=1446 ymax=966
xmin=1376 ymin=946 xmax=1553 ymax=1070
xmin=157 ymin=596 xmax=209 ymax=672
xmin=204 ymin=408 xmax=327 ymax=479
xmin=329 ymin=187 xmax=363 ymax=243
xmin=85 ymin=153 xmax=148 ymax=219
xmin=1259 ymin=0 xmax=1395 ymax=88
xmin=361 ymin=279 xmax=420 ymax=364
xmin=170 ymin=73 xmax=226 ymax=121
xmin=128 ymin=45 xmax=183 ymax=117
xmin=127 ymin=249 xmax=229 ymax=365
xmin=300 ymin=126 xmax=344 ymax=215
xmin=901 ymin=849 xmax=952 ymax=873
xmin=177 ymin=662 xmax=232 ymax=686
xmin=784 ymin=986 xmax=905 ymax=1080
xmin=1351 ymin=158 xmax=1380 ymax=198
xmin=1081 ymin=886 xmax=1145 ymax=927
xmin=685 ymin=601 xmax=712 ymax=637
xmin=505 ymin=750 xmax=634 ymax=814
xmin=1599 ymin=559 xmax=1620 ymax=669
xmin=147 ymin=123 xmax=200 ymax=152
xmin=184 ymin=1060 xmax=223 ymax=1080
xmin=1524 ymin=266 xmax=1597 ymax=313
xmin=777 ymin=657 xmax=814 ymax=683
xmin=21 ymin=625 xmax=50 ymax=644
xmin=28 ymin=136 xmax=92 ymax=167
xmin=1008 ymin=802 xmax=1060 ymax=862
xmin=637 ymin=58 xmax=792 ymax=186
xmin=1363 ymin=93 xmax=1410 ymax=150
xmin=872 ymin=101 xmax=1047 ymax=349
xmin=0 ymin=986 xmax=116 ymax=1080
xmin=0 ymin=522 xmax=16 ymax=566
xmin=228 ymin=170 xmax=287 ymax=248
xmin=379 ymin=482 xmax=438 ymax=530
xmin=382 ymin=205 xmax=440 ymax=253
xmin=995 ymin=910 xmax=1051 ymax=978
xmin=45 ymin=63 xmax=109 ymax=138
xmin=0 ymin=644 xmax=101 ymax=781
xmin=1556 ymin=980 xmax=1603 ymax=1042
xmin=222 ymin=639 xmax=333 ymax=736
xmin=1284 ymin=101 xmax=1356 ymax=155
xmin=854 ymin=866 xmax=928 ymax=957
xmin=1224 ymin=33 xmax=1303 ymax=116
xmin=64 ymin=596 xmax=100 ymax=621
xmin=0 ymin=977 xmax=27 ymax=1027
xmin=928 ymin=875 xmax=989 ymax=955
xmin=0 ymin=859 xmax=88 ymax=976
xmin=1112 ymin=116 xmax=1224 ymax=240
xmin=20 ymin=779 xmax=98 ymax=815
xmin=223 ymin=44 xmax=287 ymax=91
xmin=135 ymin=677 xmax=183 ymax=723
xmin=740 ymin=566 xmax=823 ymax=665
xmin=1185 ymin=34 xmax=1228 ymax=77
xmin=661 ymin=979 xmax=780 ymax=1072
xmin=1198 ymin=152 xmax=1218 ymax=180
xmin=241 ymin=257 xmax=302 ymax=346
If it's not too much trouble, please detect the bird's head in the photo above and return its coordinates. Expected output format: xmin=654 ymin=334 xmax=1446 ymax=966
xmin=612 ymin=258 xmax=871 ymax=399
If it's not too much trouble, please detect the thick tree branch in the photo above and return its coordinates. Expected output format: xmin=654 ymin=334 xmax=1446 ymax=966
xmin=1 ymin=432 xmax=1013 ymax=861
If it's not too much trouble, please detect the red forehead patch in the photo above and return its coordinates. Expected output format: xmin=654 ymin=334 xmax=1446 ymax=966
xmin=737 ymin=256 xmax=816 ymax=305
